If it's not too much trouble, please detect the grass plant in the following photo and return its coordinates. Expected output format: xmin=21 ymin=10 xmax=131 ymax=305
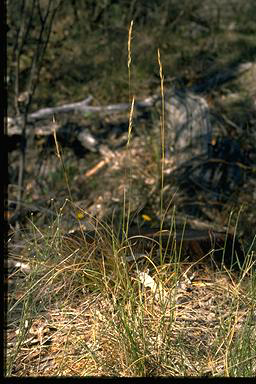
xmin=6 ymin=20 xmax=256 ymax=378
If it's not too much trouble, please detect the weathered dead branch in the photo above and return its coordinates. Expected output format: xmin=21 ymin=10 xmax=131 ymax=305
xmin=7 ymin=94 xmax=159 ymax=136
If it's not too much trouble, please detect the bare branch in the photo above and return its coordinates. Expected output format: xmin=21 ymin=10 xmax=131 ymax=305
xmin=8 ymin=0 xmax=63 ymax=218
xmin=7 ymin=94 xmax=158 ymax=130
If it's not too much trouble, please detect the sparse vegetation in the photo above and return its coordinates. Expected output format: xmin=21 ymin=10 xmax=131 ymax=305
xmin=6 ymin=0 xmax=256 ymax=378
xmin=6 ymin=206 xmax=256 ymax=376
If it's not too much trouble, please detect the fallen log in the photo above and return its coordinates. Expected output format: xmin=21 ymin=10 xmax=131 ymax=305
xmin=124 ymin=228 xmax=245 ymax=269
xmin=7 ymin=94 xmax=159 ymax=136
xmin=64 ymin=227 xmax=245 ymax=270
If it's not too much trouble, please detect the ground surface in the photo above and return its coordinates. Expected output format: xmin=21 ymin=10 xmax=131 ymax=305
xmin=6 ymin=0 xmax=256 ymax=377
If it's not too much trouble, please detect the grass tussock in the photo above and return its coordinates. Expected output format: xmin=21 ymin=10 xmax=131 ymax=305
xmin=6 ymin=206 xmax=256 ymax=376
xmin=6 ymin=14 xmax=256 ymax=377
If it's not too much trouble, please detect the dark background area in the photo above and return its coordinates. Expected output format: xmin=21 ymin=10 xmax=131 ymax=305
xmin=7 ymin=0 xmax=256 ymax=111
xmin=6 ymin=0 xmax=256 ymax=249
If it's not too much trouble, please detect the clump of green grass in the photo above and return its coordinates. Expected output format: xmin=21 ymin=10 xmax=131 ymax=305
xmin=6 ymin=209 xmax=256 ymax=376
xmin=6 ymin=19 xmax=256 ymax=378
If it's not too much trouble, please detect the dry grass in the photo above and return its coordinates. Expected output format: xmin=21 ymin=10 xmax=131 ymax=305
xmin=6 ymin=15 xmax=256 ymax=377
xmin=6 ymin=210 xmax=256 ymax=376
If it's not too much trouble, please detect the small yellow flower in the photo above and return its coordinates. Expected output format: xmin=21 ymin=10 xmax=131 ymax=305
xmin=142 ymin=214 xmax=151 ymax=222
xmin=76 ymin=211 xmax=85 ymax=220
